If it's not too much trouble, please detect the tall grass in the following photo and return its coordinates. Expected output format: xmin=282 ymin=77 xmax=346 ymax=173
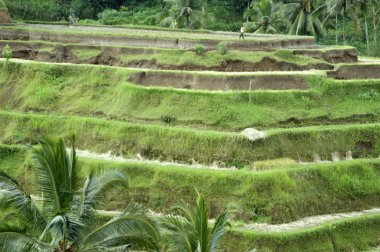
xmin=0 ymin=61 xmax=379 ymax=130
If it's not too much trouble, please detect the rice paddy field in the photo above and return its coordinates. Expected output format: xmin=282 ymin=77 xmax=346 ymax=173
xmin=1 ymin=23 xmax=380 ymax=251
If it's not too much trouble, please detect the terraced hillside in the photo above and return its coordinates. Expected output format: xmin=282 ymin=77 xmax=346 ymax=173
xmin=1 ymin=24 xmax=380 ymax=251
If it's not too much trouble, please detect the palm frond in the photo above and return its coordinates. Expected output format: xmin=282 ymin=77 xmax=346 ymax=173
xmin=161 ymin=215 xmax=193 ymax=252
xmin=210 ymin=212 xmax=230 ymax=252
xmin=0 ymin=231 xmax=50 ymax=252
xmin=31 ymin=137 xmax=80 ymax=215
xmin=82 ymin=204 xmax=161 ymax=251
xmin=0 ymin=170 xmax=45 ymax=234
xmin=73 ymin=169 xmax=128 ymax=225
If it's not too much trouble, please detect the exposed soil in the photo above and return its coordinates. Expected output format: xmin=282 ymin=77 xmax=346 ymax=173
xmin=277 ymin=113 xmax=378 ymax=128
xmin=328 ymin=64 xmax=380 ymax=79
xmin=0 ymin=10 xmax=11 ymax=24
xmin=128 ymin=71 xmax=311 ymax=91
xmin=124 ymin=57 xmax=332 ymax=72
xmin=0 ymin=42 xmax=333 ymax=73
xmin=293 ymin=48 xmax=358 ymax=63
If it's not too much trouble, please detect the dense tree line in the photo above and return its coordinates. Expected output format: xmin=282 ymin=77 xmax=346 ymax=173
xmin=3 ymin=0 xmax=380 ymax=55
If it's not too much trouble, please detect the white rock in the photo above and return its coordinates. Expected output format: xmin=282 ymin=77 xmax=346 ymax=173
xmin=241 ymin=128 xmax=268 ymax=141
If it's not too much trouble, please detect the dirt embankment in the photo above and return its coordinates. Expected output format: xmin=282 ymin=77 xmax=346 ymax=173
xmin=293 ymin=48 xmax=358 ymax=63
xmin=125 ymin=57 xmax=333 ymax=72
xmin=328 ymin=64 xmax=380 ymax=79
xmin=128 ymin=71 xmax=311 ymax=91
xmin=0 ymin=10 xmax=11 ymax=24
xmin=0 ymin=42 xmax=333 ymax=72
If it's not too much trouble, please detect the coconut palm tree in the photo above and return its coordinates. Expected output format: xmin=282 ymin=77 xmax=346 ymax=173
xmin=244 ymin=0 xmax=290 ymax=34
xmin=162 ymin=194 xmax=230 ymax=252
xmin=0 ymin=137 xmax=161 ymax=252
xmin=286 ymin=0 xmax=325 ymax=36
xmin=163 ymin=0 xmax=203 ymax=29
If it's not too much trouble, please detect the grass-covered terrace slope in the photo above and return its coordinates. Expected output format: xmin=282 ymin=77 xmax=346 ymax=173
xmin=2 ymin=144 xmax=380 ymax=224
xmin=0 ymin=110 xmax=380 ymax=166
xmin=0 ymin=25 xmax=315 ymax=50
xmin=1 ymin=61 xmax=380 ymax=130
xmin=0 ymin=40 xmax=331 ymax=71
xmin=225 ymin=214 xmax=380 ymax=251
xmin=0 ymin=24 xmax=314 ymax=42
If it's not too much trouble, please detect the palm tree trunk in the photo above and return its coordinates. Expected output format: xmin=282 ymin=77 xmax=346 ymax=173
xmin=247 ymin=0 xmax=250 ymax=22
xmin=335 ymin=13 xmax=338 ymax=45
xmin=373 ymin=7 xmax=378 ymax=44
xmin=343 ymin=9 xmax=347 ymax=45
xmin=186 ymin=13 xmax=190 ymax=29
xmin=365 ymin=18 xmax=369 ymax=53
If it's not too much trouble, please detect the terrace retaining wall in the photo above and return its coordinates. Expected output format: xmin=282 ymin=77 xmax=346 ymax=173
xmin=129 ymin=71 xmax=311 ymax=91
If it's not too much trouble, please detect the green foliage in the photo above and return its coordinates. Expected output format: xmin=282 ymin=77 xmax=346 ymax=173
xmin=0 ymin=138 xmax=161 ymax=251
xmin=71 ymin=48 xmax=101 ymax=60
xmin=162 ymin=194 xmax=230 ymax=252
xmin=4 ymin=145 xmax=380 ymax=225
xmin=194 ymin=43 xmax=205 ymax=55
xmin=217 ymin=42 xmax=227 ymax=55
xmin=2 ymin=45 xmax=12 ymax=61
xmin=358 ymin=89 xmax=380 ymax=100
xmin=0 ymin=0 xmax=6 ymax=9
xmin=0 ymin=60 xmax=379 ymax=133
xmin=97 ymin=7 xmax=130 ymax=25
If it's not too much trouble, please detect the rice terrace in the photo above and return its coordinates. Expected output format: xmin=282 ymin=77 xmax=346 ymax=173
xmin=0 ymin=0 xmax=380 ymax=251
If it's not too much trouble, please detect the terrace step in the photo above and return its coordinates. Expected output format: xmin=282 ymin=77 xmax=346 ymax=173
xmin=0 ymin=40 xmax=333 ymax=72
xmin=128 ymin=70 xmax=322 ymax=90
xmin=328 ymin=63 xmax=380 ymax=79
xmin=0 ymin=24 xmax=317 ymax=51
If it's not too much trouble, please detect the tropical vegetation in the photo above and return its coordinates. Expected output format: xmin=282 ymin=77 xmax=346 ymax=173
xmin=0 ymin=137 xmax=230 ymax=251
xmin=0 ymin=137 xmax=161 ymax=251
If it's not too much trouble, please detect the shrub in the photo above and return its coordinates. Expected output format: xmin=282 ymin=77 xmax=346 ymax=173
xmin=244 ymin=22 xmax=257 ymax=33
xmin=228 ymin=22 xmax=241 ymax=32
xmin=97 ymin=7 xmax=130 ymax=25
xmin=161 ymin=115 xmax=176 ymax=124
xmin=0 ymin=0 xmax=6 ymax=9
xmin=193 ymin=44 xmax=205 ymax=56
xmin=358 ymin=89 xmax=380 ymax=100
xmin=217 ymin=42 xmax=227 ymax=55
xmin=2 ymin=44 xmax=12 ymax=61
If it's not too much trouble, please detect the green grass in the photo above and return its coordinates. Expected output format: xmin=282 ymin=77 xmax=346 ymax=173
xmin=0 ymin=25 xmax=314 ymax=42
xmin=71 ymin=48 xmax=101 ymax=60
xmin=0 ymin=61 xmax=379 ymax=130
xmin=38 ymin=47 xmax=55 ymax=53
xmin=0 ymin=0 xmax=6 ymax=9
xmin=3 ymin=144 xmax=380 ymax=225
xmin=225 ymin=214 xmax=380 ymax=251
xmin=1 ymin=110 xmax=380 ymax=166
xmin=0 ymin=39 xmax=326 ymax=66
xmin=120 ymin=49 xmax=326 ymax=67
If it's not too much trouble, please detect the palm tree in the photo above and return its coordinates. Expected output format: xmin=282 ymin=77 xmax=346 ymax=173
xmin=244 ymin=0 xmax=290 ymax=34
xmin=0 ymin=137 xmax=161 ymax=252
xmin=162 ymin=194 xmax=230 ymax=252
xmin=287 ymin=0 xmax=325 ymax=36
xmin=164 ymin=0 xmax=203 ymax=29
